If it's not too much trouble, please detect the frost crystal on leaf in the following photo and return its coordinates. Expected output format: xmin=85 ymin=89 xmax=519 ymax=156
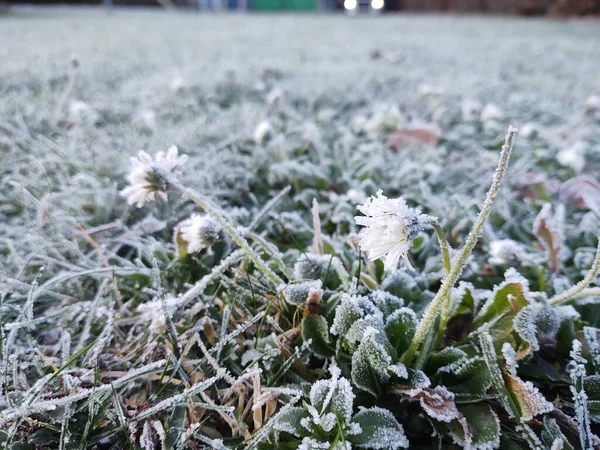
xmin=179 ymin=214 xmax=223 ymax=253
xmin=513 ymin=305 xmax=540 ymax=352
xmin=355 ymin=190 xmax=433 ymax=271
xmin=120 ymin=146 xmax=188 ymax=207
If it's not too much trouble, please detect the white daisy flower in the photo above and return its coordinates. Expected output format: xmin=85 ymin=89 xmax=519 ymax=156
xmin=120 ymin=146 xmax=188 ymax=208
xmin=179 ymin=214 xmax=223 ymax=253
xmin=557 ymin=142 xmax=586 ymax=173
xmin=585 ymin=95 xmax=600 ymax=114
xmin=254 ymin=120 xmax=273 ymax=145
xmin=480 ymin=103 xmax=503 ymax=122
xmin=489 ymin=239 xmax=525 ymax=266
xmin=355 ymin=190 xmax=433 ymax=271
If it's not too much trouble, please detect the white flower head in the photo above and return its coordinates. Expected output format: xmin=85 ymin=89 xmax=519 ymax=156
xmin=179 ymin=214 xmax=223 ymax=253
xmin=355 ymin=190 xmax=433 ymax=271
xmin=489 ymin=239 xmax=525 ymax=266
xmin=254 ymin=120 xmax=273 ymax=145
xmin=120 ymin=146 xmax=188 ymax=208
xmin=480 ymin=103 xmax=503 ymax=122
xmin=557 ymin=142 xmax=586 ymax=173
xmin=584 ymin=95 xmax=600 ymax=114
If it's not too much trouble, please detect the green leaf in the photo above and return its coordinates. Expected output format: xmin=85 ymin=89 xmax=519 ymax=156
xmin=447 ymin=403 xmax=500 ymax=450
xmin=301 ymin=314 xmax=335 ymax=357
xmin=540 ymin=416 xmax=574 ymax=450
xmin=351 ymin=330 xmax=401 ymax=397
xmin=474 ymin=277 xmax=530 ymax=327
xmin=165 ymin=405 xmax=187 ymax=448
xmin=439 ymin=357 xmax=493 ymax=400
xmin=272 ymin=407 xmax=311 ymax=438
xmin=350 ymin=407 xmax=409 ymax=449
xmin=385 ymin=308 xmax=417 ymax=357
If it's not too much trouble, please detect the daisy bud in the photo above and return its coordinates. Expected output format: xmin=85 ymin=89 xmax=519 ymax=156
xmin=179 ymin=214 xmax=223 ymax=253
xmin=584 ymin=95 xmax=600 ymax=114
xmin=557 ymin=143 xmax=586 ymax=173
xmin=489 ymin=239 xmax=525 ymax=266
xmin=254 ymin=120 xmax=273 ymax=145
xmin=120 ymin=146 xmax=188 ymax=208
xmin=354 ymin=190 xmax=433 ymax=271
xmin=480 ymin=103 xmax=503 ymax=122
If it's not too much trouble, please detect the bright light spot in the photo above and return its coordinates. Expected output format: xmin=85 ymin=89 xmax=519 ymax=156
xmin=344 ymin=0 xmax=357 ymax=9
xmin=371 ymin=0 xmax=384 ymax=9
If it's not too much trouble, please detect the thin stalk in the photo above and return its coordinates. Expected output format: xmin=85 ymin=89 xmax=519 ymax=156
xmin=403 ymin=127 xmax=517 ymax=366
xmin=161 ymin=172 xmax=284 ymax=286
xmin=549 ymin=236 xmax=600 ymax=306
xmin=431 ymin=221 xmax=452 ymax=348
xmin=431 ymin=221 xmax=452 ymax=276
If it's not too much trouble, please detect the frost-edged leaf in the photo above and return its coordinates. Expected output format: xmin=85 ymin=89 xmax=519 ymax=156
xmin=584 ymin=327 xmax=600 ymax=371
xmin=513 ymin=305 xmax=540 ymax=353
xmin=385 ymin=307 xmax=416 ymax=357
xmin=536 ymin=307 xmax=560 ymax=346
xmin=541 ymin=416 xmax=574 ymax=450
xmin=380 ymin=271 xmax=423 ymax=303
xmin=370 ymin=290 xmax=404 ymax=317
xmin=474 ymin=269 xmax=531 ymax=327
xmin=393 ymin=385 xmax=460 ymax=423
xmin=331 ymin=294 xmax=380 ymax=337
xmin=273 ymin=407 xmax=311 ymax=438
xmin=309 ymin=367 xmax=355 ymax=426
xmin=427 ymin=347 xmax=469 ymax=373
xmin=448 ymin=403 xmax=501 ymax=450
xmin=281 ymin=280 xmax=323 ymax=306
xmin=351 ymin=328 xmax=395 ymax=397
xmin=438 ymin=357 xmax=493 ymax=400
xmin=505 ymin=374 xmax=554 ymax=421
xmin=347 ymin=315 xmax=386 ymax=345
xmin=350 ymin=406 xmax=409 ymax=449
xmin=301 ymin=314 xmax=335 ymax=357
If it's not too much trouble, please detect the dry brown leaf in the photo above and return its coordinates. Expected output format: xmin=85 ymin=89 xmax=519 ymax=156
xmin=387 ymin=125 xmax=439 ymax=151
xmin=505 ymin=373 xmax=553 ymax=421
xmin=533 ymin=203 xmax=563 ymax=273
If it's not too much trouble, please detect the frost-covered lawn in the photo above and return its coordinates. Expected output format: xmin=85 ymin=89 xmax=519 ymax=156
xmin=2 ymin=8 xmax=600 ymax=450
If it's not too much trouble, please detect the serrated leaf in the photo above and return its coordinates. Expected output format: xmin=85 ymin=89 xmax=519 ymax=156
xmin=350 ymin=407 xmax=409 ymax=449
xmin=301 ymin=314 xmax=335 ymax=357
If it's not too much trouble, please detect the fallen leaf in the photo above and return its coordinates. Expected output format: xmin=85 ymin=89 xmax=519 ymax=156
xmin=387 ymin=125 xmax=439 ymax=150
xmin=559 ymin=175 xmax=600 ymax=215
xmin=533 ymin=203 xmax=564 ymax=273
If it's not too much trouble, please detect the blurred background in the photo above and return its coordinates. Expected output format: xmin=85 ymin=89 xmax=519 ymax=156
xmin=2 ymin=0 xmax=600 ymax=15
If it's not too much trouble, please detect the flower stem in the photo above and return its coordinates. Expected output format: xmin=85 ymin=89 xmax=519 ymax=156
xmin=549 ymin=236 xmax=600 ymax=306
xmin=162 ymin=171 xmax=285 ymax=286
xmin=403 ymin=126 xmax=517 ymax=366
